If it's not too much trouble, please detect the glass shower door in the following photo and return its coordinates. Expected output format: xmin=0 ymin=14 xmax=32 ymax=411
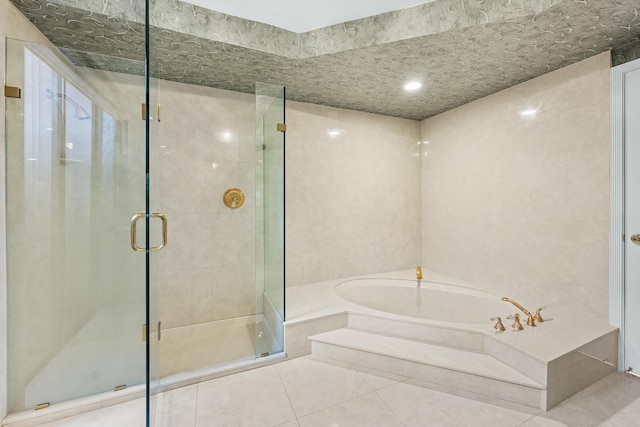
xmin=5 ymin=39 xmax=157 ymax=414
xmin=255 ymin=83 xmax=285 ymax=357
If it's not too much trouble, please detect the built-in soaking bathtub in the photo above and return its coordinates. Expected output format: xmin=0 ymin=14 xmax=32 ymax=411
xmin=334 ymin=277 xmax=506 ymax=325
xmin=284 ymin=269 xmax=618 ymax=411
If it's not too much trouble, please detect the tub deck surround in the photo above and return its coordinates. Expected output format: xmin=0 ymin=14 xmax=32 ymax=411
xmin=284 ymin=268 xmax=618 ymax=410
xmin=335 ymin=277 xmax=507 ymax=323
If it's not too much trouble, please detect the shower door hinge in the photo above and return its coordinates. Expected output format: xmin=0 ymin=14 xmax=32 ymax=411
xmin=261 ymin=352 xmax=270 ymax=357
xmin=277 ymin=123 xmax=286 ymax=132
xmin=142 ymin=322 xmax=162 ymax=341
xmin=114 ymin=385 xmax=127 ymax=392
xmin=35 ymin=402 xmax=50 ymax=410
xmin=141 ymin=103 xmax=161 ymax=122
xmin=4 ymin=86 xmax=21 ymax=98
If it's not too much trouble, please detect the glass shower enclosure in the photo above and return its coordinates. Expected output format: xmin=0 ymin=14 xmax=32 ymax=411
xmin=4 ymin=38 xmax=285 ymax=424
xmin=5 ymin=39 xmax=153 ymax=412
xmin=256 ymin=82 xmax=286 ymax=358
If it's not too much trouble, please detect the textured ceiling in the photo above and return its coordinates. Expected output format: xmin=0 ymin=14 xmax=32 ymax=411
xmin=179 ymin=0 xmax=432 ymax=33
xmin=9 ymin=0 xmax=640 ymax=120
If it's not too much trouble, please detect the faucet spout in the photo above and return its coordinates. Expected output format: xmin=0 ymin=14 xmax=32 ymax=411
xmin=501 ymin=297 xmax=536 ymax=327
xmin=416 ymin=266 xmax=423 ymax=280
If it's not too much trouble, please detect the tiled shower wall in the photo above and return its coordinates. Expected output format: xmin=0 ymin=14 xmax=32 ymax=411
xmin=154 ymin=87 xmax=423 ymax=300
xmin=0 ymin=0 xmax=52 ymax=419
xmin=420 ymin=52 xmax=611 ymax=319
xmin=153 ymin=82 xmax=423 ymax=323
xmin=285 ymin=101 xmax=422 ymax=287
xmin=80 ymin=75 xmax=423 ymax=327
xmin=156 ymin=80 xmax=257 ymax=329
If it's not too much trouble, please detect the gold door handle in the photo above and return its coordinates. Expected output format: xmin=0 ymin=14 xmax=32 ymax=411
xmin=632 ymin=234 xmax=640 ymax=245
xmin=130 ymin=213 xmax=168 ymax=252
xmin=131 ymin=213 xmax=145 ymax=252
xmin=150 ymin=213 xmax=168 ymax=251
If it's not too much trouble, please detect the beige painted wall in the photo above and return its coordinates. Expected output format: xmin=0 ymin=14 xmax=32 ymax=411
xmin=286 ymin=101 xmax=422 ymax=287
xmin=420 ymin=52 xmax=611 ymax=319
xmin=0 ymin=0 xmax=51 ymax=418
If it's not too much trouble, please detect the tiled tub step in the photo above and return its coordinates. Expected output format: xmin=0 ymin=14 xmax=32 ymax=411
xmin=309 ymin=328 xmax=545 ymax=409
xmin=347 ymin=312 xmax=485 ymax=352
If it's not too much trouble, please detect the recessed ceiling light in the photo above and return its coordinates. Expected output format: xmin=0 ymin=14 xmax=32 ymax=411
xmin=404 ymin=81 xmax=422 ymax=91
xmin=520 ymin=108 xmax=538 ymax=117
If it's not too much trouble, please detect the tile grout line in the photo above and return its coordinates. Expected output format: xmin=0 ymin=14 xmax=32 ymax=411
xmin=295 ymin=390 xmax=383 ymax=423
xmin=309 ymin=355 xmax=440 ymax=425
xmin=565 ymin=374 xmax=627 ymax=422
xmin=371 ymin=386 xmax=409 ymax=427
xmin=209 ymin=274 xmax=214 ymax=323
xmin=372 ymin=378 xmax=458 ymax=426
xmin=568 ymin=399 xmax=616 ymax=424
xmin=277 ymin=357 xmax=378 ymax=422
xmin=273 ymin=363 xmax=300 ymax=425
xmin=193 ymin=382 xmax=200 ymax=427
xmin=514 ymin=412 xmax=539 ymax=426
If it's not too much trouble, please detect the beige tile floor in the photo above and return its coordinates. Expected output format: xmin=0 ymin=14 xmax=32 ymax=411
xmin=38 ymin=356 xmax=640 ymax=427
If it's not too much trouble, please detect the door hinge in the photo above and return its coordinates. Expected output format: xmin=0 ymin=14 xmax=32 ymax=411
xmin=277 ymin=123 xmax=286 ymax=132
xmin=141 ymin=103 xmax=161 ymax=121
xmin=142 ymin=322 xmax=161 ymax=341
xmin=4 ymin=86 xmax=21 ymax=98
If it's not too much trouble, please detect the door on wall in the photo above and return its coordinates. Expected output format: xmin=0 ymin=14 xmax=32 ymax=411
xmin=625 ymin=64 xmax=640 ymax=375
xmin=4 ymin=39 xmax=162 ymax=418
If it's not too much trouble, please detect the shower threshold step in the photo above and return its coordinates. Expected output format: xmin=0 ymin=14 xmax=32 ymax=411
xmin=309 ymin=327 xmax=545 ymax=408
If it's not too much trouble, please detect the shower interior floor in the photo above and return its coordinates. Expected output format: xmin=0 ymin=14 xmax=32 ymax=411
xmin=18 ymin=308 xmax=277 ymax=416
xmin=160 ymin=316 xmax=258 ymax=378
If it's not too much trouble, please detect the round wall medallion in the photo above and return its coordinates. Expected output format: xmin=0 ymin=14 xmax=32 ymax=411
xmin=223 ymin=188 xmax=245 ymax=209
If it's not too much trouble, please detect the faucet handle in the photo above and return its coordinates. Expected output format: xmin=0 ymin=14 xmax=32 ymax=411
xmin=506 ymin=314 xmax=524 ymax=330
xmin=534 ymin=306 xmax=547 ymax=323
xmin=490 ymin=316 xmax=505 ymax=332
